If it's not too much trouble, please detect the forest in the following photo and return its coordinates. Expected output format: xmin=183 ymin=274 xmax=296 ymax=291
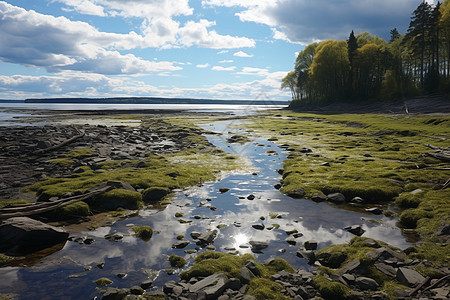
xmin=282 ymin=0 xmax=450 ymax=106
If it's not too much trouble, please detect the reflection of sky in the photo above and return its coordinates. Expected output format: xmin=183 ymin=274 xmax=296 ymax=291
xmin=0 ymin=118 xmax=413 ymax=299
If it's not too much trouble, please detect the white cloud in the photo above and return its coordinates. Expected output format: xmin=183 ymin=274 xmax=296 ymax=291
xmin=53 ymin=0 xmax=255 ymax=49
xmin=237 ymin=67 xmax=269 ymax=77
xmin=233 ymin=51 xmax=253 ymax=58
xmin=196 ymin=63 xmax=210 ymax=68
xmin=212 ymin=66 xmax=236 ymax=71
xmin=219 ymin=60 xmax=233 ymax=63
xmin=217 ymin=50 xmax=229 ymax=54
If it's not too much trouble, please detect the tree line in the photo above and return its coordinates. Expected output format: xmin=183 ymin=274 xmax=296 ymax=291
xmin=282 ymin=0 xmax=450 ymax=106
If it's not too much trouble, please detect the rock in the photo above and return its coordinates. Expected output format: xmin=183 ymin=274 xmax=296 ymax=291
xmin=316 ymin=252 xmax=347 ymax=268
xmin=321 ymin=162 xmax=331 ymax=167
xmin=355 ymin=277 xmax=379 ymax=290
xmin=104 ymin=233 xmax=124 ymax=242
xmin=367 ymin=247 xmax=406 ymax=261
xmin=72 ymin=167 xmax=85 ymax=174
xmin=245 ymin=260 xmax=260 ymax=276
xmin=304 ymin=240 xmax=318 ymax=250
xmin=396 ymin=267 xmax=425 ymax=287
xmin=365 ymin=207 xmax=383 ymax=215
xmin=249 ymin=241 xmax=268 ymax=251
xmin=342 ymin=274 xmax=355 ymax=284
xmin=140 ymin=279 xmax=153 ymax=289
xmin=287 ymin=187 xmax=306 ymax=199
xmin=311 ymin=193 xmax=327 ymax=202
xmin=344 ymin=225 xmax=365 ymax=236
xmin=89 ymin=181 xmax=136 ymax=193
xmin=163 ymin=281 xmax=178 ymax=294
xmin=102 ymin=287 xmax=128 ymax=300
xmin=240 ymin=267 xmax=255 ymax=284
xmin=327 ymin=193 xmax=346 ymax=204
xmin=286 ymin=238 xmax=297 ymax=245
xmin=129 ymin=286 xmax=144 ymax=295
xmin=374 ymin=263 xmax=397 ymax=278
xmin=0 ymin=217 xmax=69 ymax=256
xmin=198 ymin=230 xmax=217 ymax=245
xmin=252 ymin=224 xmax=265 ymax=230
xmin=36 ymin=140 xmax=52 ymax=149
xmin=189 ymin=273 xmax=230 ymax=299
xmin=190 ymin=231 xmax=202 ymax=239
xmin=219 ymin=188 xmax=230 ymax=193
xmin=274 ymin=183 xmax=282 ymax=190
xmin=172 ymin=240 xmax=190 ymax=249
xmin=410 ymin=189 xmax=423 ymax=195
xmin=338 ymin=259 xmax=361 ymax=275
xmin=142 ymin=187 xmax=170 ymax=202
xmin=351 ymin=196 xmax=364 ymax=203
xmin=296 ymin=249 xmax=316 ymax=264
xmin=431 ymin=287 xmax=449 ymax=299
xmin=247 ymin=194 xmax=256 ymax=200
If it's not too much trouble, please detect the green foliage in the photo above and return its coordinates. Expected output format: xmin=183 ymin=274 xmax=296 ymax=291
xmin=68 ymin=148 xmax=93 ymax=158
xmin=264 ymin=258 xmax=295 ymax=274
xmin=132 ymin=225 xmax=153 ymax=241
xmin=169 ymin=254 xmax=187 ymax=268
xmin=313 ymin=275 xmax=351 ymax=300
xmin=49 ymin=158 xmax=74 ymax=166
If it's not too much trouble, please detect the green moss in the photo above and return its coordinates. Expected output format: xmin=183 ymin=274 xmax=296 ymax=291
xmin=408 ymin=241 xmax=450 ymax=266
xmin=142 ymin=187 xmax=170 ymax=202
xmin=313 ymin=275 xmax=351 ymax=300
xmin=382 ymin=281 xmax=408 ymax=300
xmin=132 ymin=225 xmax=153 ymax=241
xmin=68 ymin=148 xmax=93 ymax=158
xmin=0 ymin=199 xmax=30 ymax=209
xmin=247 ymin=278 xmax=290 ymax=300
xmin=285 ymin=229 xmax=298 ymax=235
xmin=184 ymin=250 xmax=196 ymax=254
xmin=94 ymin=278 xmax=113 ymax=287
xmin=169 ymin=254 xmax=187 ymax=268
xmin=175 ymin=212 xmax=184 ymax=218
xmin=92 ymin=189 xmax=143 ymax=211
xmin=47 ymin=201 xmax=90 ymax=220
xmin=395 ymin=192 xmax=423 ymax=208
xmin=49 ymin=158 xmax=74 ymax=166
xmin=179 ymin=252 xmax=266 ymax=281
xmin=269 ymin=212 xmax=279 ymax=219
xmin=227 ymin=134 xmax=251 ymax=143
xmin=415 ymin=266 xmax=445 ymax=279
xmin=264 ymin=258 xmax=295 ymax=274
xmin=400 ymin=209 xmax=432 ymax=229
xmin=0 ymin=254 xmax=13 ymax=265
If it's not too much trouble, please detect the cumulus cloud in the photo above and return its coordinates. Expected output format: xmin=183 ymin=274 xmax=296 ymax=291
xmin=0 ymin=2 xmax=182 ymax=74
xmin=196 ymin=63 xmax=210 ymax=68
xmin=237 ymin=67 xmax=269 ymax=77
xmin=53 ymin=0 xmax=255 ymax=49
xmin=233 ymin=51 xmax=253 ymax=58
xmin=203 ymin=0 xmax=426 ymax=44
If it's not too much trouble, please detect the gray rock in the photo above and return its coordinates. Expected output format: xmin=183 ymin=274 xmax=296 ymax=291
xmin=189 ymin=273 xmax=230 ymax=299
xmin=311 ymin=193 xmax=327 ymax=202
xmin=240 ymin=267 xmax=255 ymax=284
xmin=430 ymin=287 xmax=449 ymax=299
xmin=252 ymin=224 xmax=265 ymax=230
xmin=316 ymin=251 xmax=347 ymax=268
xmin=368 ymin=247 xmax=406 ymax=261
xmin=190 ymin=231 xmax=202 ymax=239
xmin=140 ymin=279 xmax=153 ymax=289
xmin=375 ymin=263 xmax=397 ymax=278
xmin=355 ymin=277 xmax=379 ymax=290
xmin=198 ymin=230 xmax=217 ymax=245
xmin=342 ymin=274 xmax=355 ymax=284
xmin=245 ymin=260 xmax=260 ymax=276
xmin=0 ymin=217 xmax=69 ymax=256
xmin=172 ymin=240 xmax=190 ymax=249
xmin=338 ymin=259 xmax=361 ymax=275
xmin=163 ymin=281 xmax=178 ymax=294
xmin=327 ymin=192 xmax=346 ymax=204
xmin=249 ymin=241 xmax=268 ymax=251
xmin=102 ymin=287 xmax=128 ymax=300
xmin=365 ymin=207 xmax=383 ymax=215
xmin=344 ymin=225 xmax=365 ymax=236
xmin=304 ymin=240 xmax=318 ymax=250
xmin=104 ymin=233 xmax=124 ymax=242
xmin=287 ymin=187 xmax=306 ymax=199
xmin=296 ymin=249 xmax=316 ymax=264
xmin=351 ymin=196 xmax=364 ymax=203
xmin=129 ymin=286 xmax=144 ymax=295
xmin=396 ymin=267 xmax=425 ymax=287
xmin=247 ymin=194 xmax=256 ymax=200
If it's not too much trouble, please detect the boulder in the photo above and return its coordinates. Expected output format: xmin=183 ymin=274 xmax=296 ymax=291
xmin=327 ymin=193 xmax=346 ymax=204
xmin=172 ymin=240 xmax=190 ymax=249
xmin=252 ymin=224 xmax=265 ymax=230
xmin=374 ymin=263 xmax=397 ymax=278
xmin=142 ymin=187 xmax=170 ymax=202
xmin=198 ymin=230 xmax=217 ymax=245
xmin=287 ymin=188 xmax=306 ymax=199
xmin=189 ymin=273 xmax=230 ymax=300
xmin=344 ymin=225 xmax=365 ymax=236
xmin=304 ymin=240 xmax=318 ymax=250
xmin=296 ymin=249 xmax=316 ymax=265
xmin=240 ymin=267 xmax=255 ymax=284
xmin=396 ymin=267 xmax=425 ymax=287
xmin=365 ymin=207 xmax=383 ymax=215
xmin=102 ymin=287 xmax=128 ymax=300
xmin=316 ymin=251 xmax=347 ymax=268
xmin=249 ymin=241 xmax=268 ymax=251
xmin=0 ymin=217 xmax=69 ymax=256
xmin=311 ymin=193 xmax=327 ymax=202
xmin=355 ymin=277 xmax=379 ymax=290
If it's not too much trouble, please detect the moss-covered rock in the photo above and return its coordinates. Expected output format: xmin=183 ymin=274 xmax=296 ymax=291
xmin=313 ymin=275 xmax=351 ymax=300
xmin=92 ymin=189 xmax=143 ymax=211
xmin=169 ymin=254 xmax=187 ymax=268
xmin=132 ymin=225 xmax=153 ymax=241
xmin=48 ymin=201 xmax=90 ymax=220
xmin=142 ymin=187 xmax=170 ymax=202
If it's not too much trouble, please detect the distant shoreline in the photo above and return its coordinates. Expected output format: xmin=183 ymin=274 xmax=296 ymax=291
xmin=20 ymin=97 xmax=287 ymax=106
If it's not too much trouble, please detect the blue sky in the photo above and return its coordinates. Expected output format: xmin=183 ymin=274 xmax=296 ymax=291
xmin=0 ymin=0 xmax=432 ymax=101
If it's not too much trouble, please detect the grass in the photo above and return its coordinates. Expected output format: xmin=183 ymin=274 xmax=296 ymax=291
xmin=91 ymin=189 xmax=143 ymax=211
xmin=247 ymin=111 xmax=450 ymax=267
xmin=312 ymin=275 xmax=351 ymax=300
xmin=132 ymin=225 xmax=153 ymax=241
xmin=0 ymin=199 xmax=30 ymax=208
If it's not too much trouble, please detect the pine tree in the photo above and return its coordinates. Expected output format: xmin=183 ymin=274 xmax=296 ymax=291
xmin=390 ymin=28 xmax=400 ymax=43
xmin=347 ymin=31 xmax=358 ymax=96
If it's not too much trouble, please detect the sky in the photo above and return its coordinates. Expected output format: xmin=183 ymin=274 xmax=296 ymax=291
xmin=0 ymin=0 xmax=434 ymax=101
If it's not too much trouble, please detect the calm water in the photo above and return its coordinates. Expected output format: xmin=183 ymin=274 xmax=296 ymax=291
xmin=0 ymin=117 xmax=412 ymax=299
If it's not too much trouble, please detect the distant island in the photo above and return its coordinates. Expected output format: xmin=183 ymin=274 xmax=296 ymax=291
xmin=24 ymin=97 xmax=288 ymax=106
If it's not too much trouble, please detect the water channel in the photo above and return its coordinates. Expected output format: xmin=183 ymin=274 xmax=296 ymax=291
xmin=0 ymin=117 xmax=412 ymax=299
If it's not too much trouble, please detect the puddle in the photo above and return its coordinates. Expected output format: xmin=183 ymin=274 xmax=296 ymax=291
xmin=0 ymin=118 xmax=413 ymax=299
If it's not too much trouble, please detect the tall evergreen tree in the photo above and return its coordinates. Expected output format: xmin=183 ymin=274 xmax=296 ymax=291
xmin=390 ymin=28 xmax=400 ymax=43
xmin=347 ymin=31 xmax=358 ymax=95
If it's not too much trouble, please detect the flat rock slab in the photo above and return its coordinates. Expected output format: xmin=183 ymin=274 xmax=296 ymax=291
xmin=396 ymin=267 xmax=425 ymax=287
xmin=0 ymin=216 xmax=69 ymax=256
xmin=189 ymin=273 xmax=229 ymax=299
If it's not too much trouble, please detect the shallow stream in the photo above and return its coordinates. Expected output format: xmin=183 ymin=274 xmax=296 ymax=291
xmin=0 ymin=118 xmax=412 ymax=299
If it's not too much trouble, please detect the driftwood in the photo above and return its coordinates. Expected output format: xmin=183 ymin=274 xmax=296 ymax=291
xmin=35 ymin=127 xmax=85 ymax=155
xmin=423 ymin=274 xmax=450 ymax=292
xmin=0 ymin=186 xmax=112 ymax=219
